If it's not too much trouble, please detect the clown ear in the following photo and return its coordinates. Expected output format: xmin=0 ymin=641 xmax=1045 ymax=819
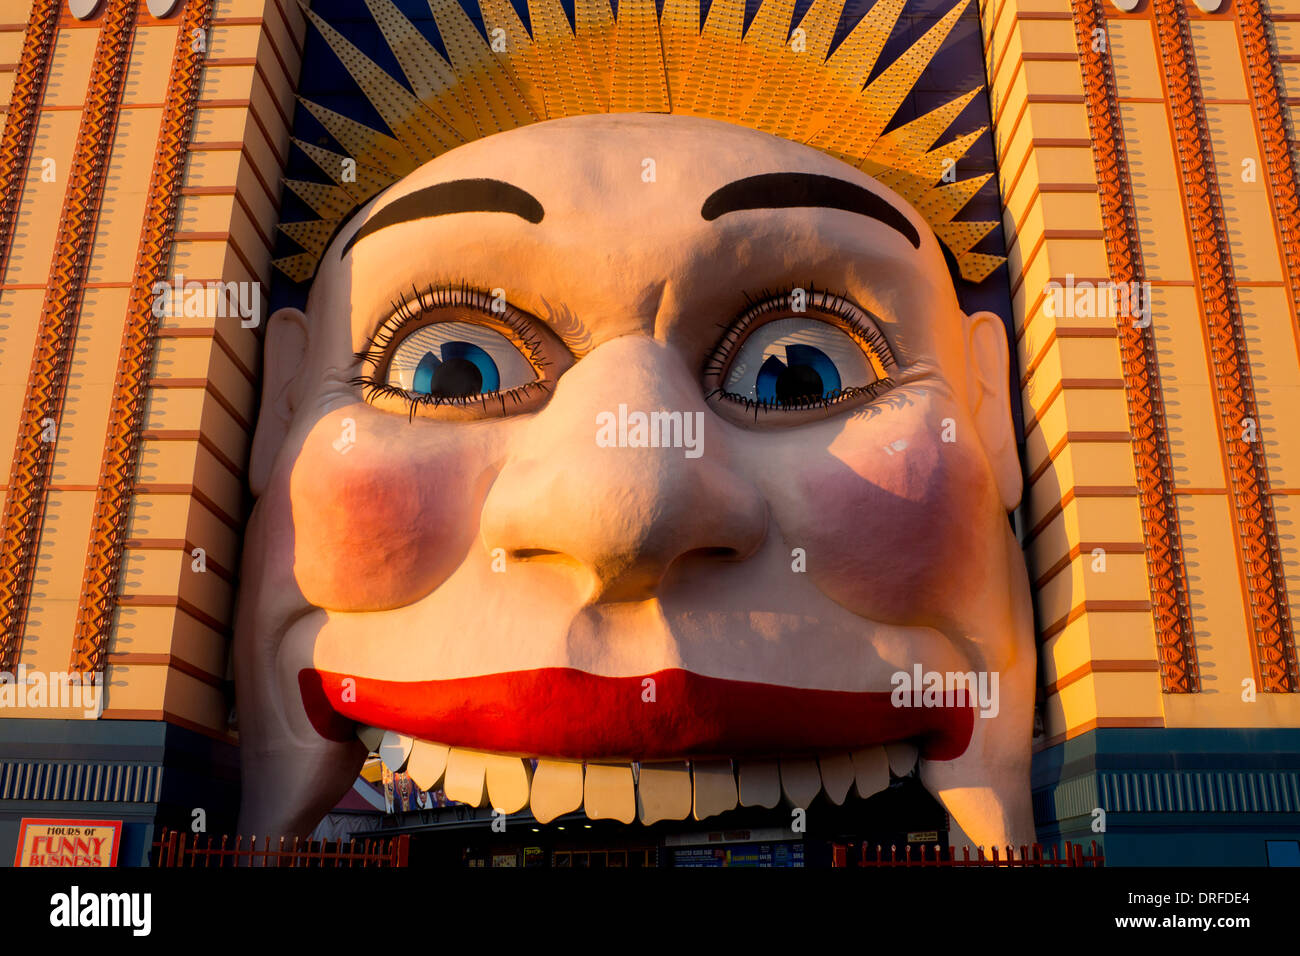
xmin=249 ymin=307 xmax=309 ymax=497
xmin=964 ymin=311 xmax=1021 ymax=512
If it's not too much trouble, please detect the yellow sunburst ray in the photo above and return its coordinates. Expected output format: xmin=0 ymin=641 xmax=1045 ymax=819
xmin=744 ymin=0 xmax=796 ymax=51
xmin=363 ymin=0 xmax=478 ymax=139
xmin=283 ymin=179 xmax=356 ymax=220
xmin=916 ymin=171 xmax=992 ymax=223
xmin=934 ymin=218 xmax=996 ymax=258
xmin=279 ymin=218 xmax=341 ymax=259
xmin=293 ymin=138 xmax=397 ymax=202
xmin=870 ymin=89 xmax=982 ymax=164
xmin=734 ymin=50 xmax=797 ymax=129
xmin=794 ymin=0 xmax=848 ymax=62
xmin=426 ymin=0 xmax=538 ymax=133
xmin=678 ymin=0 xmax=747 ymax=116
xmin=872 ymin=167 xmax=934 ymax=206
xmin=743 ymin=0 xmax=865 ymax=142
xmin=610 ymin=0 xmax=670 ymax=112
xmin=476 ymin=0 xmax=549 ymax=118
xmin=660 ymin=0 xmax=702 ymax=104
xmin=302 ymin=4 xmax=460 ymax=157
xmin=730 ymin=0 xmax=796 ymax=112
xmin=299 ymin=99 xmax=418 ymax=176
xmin=824 ymin=0 xmax=905 ymax=88
xmin=812 ymin=0 xmax=970 ymax=155
xmin=891 ymin=127 xmax=989 ymax=197
xmin=737 ymin=0 xmax=848 ymax=136
xmin=957 ymin=250 xmax=1003 ymax=283
xmin=746 ymin=34 xmax=840 ymax=139
xmin=575 ymin=0 xmax=617 ymax=81
xmin=273 ymin=253 xmax=319 ymax=283
xmin=527 ymin=0 xmax=606 ymax=115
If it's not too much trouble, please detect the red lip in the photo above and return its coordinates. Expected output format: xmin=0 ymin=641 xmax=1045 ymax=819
xmin=301 ymin=667 xmax=973 ymax=761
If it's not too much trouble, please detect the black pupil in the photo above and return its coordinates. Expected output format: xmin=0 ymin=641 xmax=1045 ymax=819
xmin=775 ymin=364 xmax=825 ymax=403
xmin=432 ymin=357 xmax=483 ymax=397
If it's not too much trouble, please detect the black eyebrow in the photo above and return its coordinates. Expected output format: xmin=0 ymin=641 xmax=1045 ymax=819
xmin=339 ymin=178 xmax=544 ymax=259
xmin=700 ymin=172 xmax=920 ymax=248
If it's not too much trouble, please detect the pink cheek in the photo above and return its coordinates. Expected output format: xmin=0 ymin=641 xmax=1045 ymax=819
xmin=795 ymin=437 xmax=997 ymax=623
xmin=288 ymin=423 xmax=488 ymax=611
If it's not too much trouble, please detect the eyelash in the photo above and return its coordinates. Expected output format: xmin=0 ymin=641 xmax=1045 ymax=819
xmin=703 ymin=283 xmax=897 ymax=416
xmin=351 ymin=283 xmax=554 ymax=418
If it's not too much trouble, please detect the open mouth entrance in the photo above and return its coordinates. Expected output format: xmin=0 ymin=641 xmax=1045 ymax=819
xmin=351 ymin=722 xmax=936 ymax=824
xmin=361 ymin=773 xmax=949 ymax=869
xmin=341 ymin=725 xmax=954 ymax=867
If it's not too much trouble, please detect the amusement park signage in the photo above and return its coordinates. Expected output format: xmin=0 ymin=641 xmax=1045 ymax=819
xmin=14 ymin=819 xmax=121 ymax=867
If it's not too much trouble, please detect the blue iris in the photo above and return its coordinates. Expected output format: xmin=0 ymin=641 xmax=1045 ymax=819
xmin=755 ymin=344 xmax=842 ymax=404
xmin=411 ymin=341 xmax=500 ymax=397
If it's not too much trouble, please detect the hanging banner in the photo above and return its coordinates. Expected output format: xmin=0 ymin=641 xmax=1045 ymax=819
xmin=381 ymin=764 xmax=395 ymax=814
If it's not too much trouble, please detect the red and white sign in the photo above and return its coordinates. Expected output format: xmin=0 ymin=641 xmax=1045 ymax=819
xmin=14 ymin=818 xmax=122 ymax=867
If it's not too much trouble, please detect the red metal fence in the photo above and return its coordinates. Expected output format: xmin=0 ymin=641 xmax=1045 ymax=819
xmin=151 ymin=829 xmax=410 ymax=867
xmin=832 ymin=841 xmax=1104 ymax=867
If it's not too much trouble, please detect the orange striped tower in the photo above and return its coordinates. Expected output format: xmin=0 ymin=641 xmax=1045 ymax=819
xmin=985 ymin=0 xmax=1300 ymax=862
xmin=0 ymin=0 xmax=306 ymax=864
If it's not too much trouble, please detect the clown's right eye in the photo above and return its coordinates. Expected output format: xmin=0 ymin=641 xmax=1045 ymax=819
xmin=353 ymin=285 xmax=572 ymax=418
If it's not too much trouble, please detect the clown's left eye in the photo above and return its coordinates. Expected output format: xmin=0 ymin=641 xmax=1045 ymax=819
xmin=706 ymin=291 xmax=896 ymax=416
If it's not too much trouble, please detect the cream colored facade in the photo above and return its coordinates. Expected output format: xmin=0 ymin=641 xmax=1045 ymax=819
xmin=0 ymin=0 xmax=305 ymax=737
xmin=983 ymin=0 xmax=1300 ymax=743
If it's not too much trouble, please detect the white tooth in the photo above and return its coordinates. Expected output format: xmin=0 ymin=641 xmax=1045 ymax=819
xmin=583 ymin=763 xmax=636 ymax=823
xmin=779 ymin=757 xmax=822 ymax=809
xmin=885 ymin=742 xmax=919 ymax=777
xmin=818 ymin=753 xmax=855 ymax=806
xmin=737 ymin=759 xmax=781 ymax=808
xmin=691 ymin=760 xmax=738 ymax=821
xmin=484 ymin=754 xmax=532 ymax=814
xmin=915 ymin=624 xmax=1038 ymax=848
xmin=636 ymin=761 xmax=692 ymax=824
xmin=378 ymin=731 xmax=414 ymax=772
xmin=529 ymin=759 xmax=584 ymax=823
xmin=919 ymin=751 xmax=1037 ymax=849
xmin=406 ymin=740 xmax=450 ymax=791
xmin=356 ymin=725 xmax=385 ymax=753
xmin=443 ymin=748 xmax=489 ymax=806
xmin=850 ymin=747 xmax=890 ymax=799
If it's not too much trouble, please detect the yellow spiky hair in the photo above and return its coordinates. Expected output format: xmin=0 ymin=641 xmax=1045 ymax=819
xmin=274 ymin=0 xmax=1003 ymax=283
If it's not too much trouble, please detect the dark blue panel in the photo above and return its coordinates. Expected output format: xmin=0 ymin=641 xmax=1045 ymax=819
xmin=1267 ymin=840 xmax=1300 ymax=866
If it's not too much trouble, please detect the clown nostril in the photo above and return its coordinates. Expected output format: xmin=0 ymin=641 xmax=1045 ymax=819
xmin=686 ymin=546 xmax=742 ymax=560
xmin=513 ymin=548 xmax=563 ymax=559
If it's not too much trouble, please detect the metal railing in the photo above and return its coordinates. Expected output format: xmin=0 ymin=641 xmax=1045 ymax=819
xmin=832 ymin=840 xmax=1104 ymax=868
xmin=151 ymin=829 xmax=410 ymax=867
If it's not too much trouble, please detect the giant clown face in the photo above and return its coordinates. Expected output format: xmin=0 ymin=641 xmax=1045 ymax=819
xmin=235 ymin=113 xmax=1036 ymax=847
